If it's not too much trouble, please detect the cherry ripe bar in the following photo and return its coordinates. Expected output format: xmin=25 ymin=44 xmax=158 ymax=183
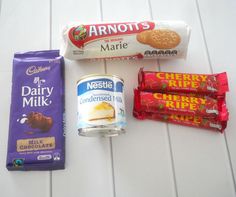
xmin=138 ymin=68 xmax=229 ymax=96
xmin=133 ymin=110 xmax=227 ymax=132
xmin=133 ymin=89 xmax=228 ymax=121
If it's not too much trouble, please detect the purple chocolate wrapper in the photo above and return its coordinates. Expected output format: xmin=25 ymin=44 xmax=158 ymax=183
xmin=6 ymin=50 xmax=65 ymax=171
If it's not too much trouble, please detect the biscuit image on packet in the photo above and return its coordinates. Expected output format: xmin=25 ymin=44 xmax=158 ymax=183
xmin=136 ymin=30 xmax=153 ymax=44
xmin=137 ymin=29 xmax=181 ymax=49
xmin=61 ymin=20 xmax=191 ymax=60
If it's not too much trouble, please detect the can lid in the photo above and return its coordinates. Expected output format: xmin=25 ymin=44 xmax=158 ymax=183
xmin=77 ymin=74 xmax=124 ymax=84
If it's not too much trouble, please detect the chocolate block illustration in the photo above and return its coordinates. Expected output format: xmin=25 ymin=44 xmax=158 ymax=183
xmin=27 ymin=112 xmax=53 ymax=132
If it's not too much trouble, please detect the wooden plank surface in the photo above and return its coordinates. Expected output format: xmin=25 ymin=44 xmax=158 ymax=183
xmin=102 ymin=0 xmax=176 ymax=197
xmin=0 ymin=0 xmax=50 ymax=197
xmin=0 ymin=0 xmax=50 ymax=72
xmin=197 ymin=0 xmax=236 ymax=190
xmin=51 ymin=1 xmax=114 ymax=197
xmin=0 ymin=0 xmax=236 ymax=197
xmin=150 ymin=0 xmax=235 ymax=196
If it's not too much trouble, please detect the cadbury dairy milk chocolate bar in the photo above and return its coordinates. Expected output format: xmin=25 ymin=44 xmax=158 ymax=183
xmin=6 ymin=50 xmax=65 ymax=170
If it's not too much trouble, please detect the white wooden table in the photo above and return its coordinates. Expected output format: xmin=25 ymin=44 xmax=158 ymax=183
xmin=1 ymin=0 xmax=236 ymax=196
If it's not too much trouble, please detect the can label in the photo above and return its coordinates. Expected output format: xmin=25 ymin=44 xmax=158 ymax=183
xmin=77 ymin=76 xmax=126 ymax=129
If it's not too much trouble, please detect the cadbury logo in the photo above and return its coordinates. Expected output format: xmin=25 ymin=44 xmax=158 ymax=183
xmin=26 ymin=66 xmax=50 ymax=76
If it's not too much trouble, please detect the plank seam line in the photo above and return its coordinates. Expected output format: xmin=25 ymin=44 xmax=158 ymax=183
xmin=49 ymin=0 xmax=53 ymax=197
xmin=0 ymin=0 xmax=2 ymax=17
xmin=99 ymin=0 xmax=108 ymax=73
xmin=148 ymin=0 xmax=179 ymax=196
xmin=50 ymin=171 xmax=52 ymax=197
xmin=49 ymin=0 xmax=52 ymax=50
xmin=110 ymin=138 xmax=117 ymax=197
xmin=167 ymin=124 xmax=179 ymax=197
xmin=195 ymin=0 xmax=213 ymax=73
xmin=99 ymin=0 xmax=116 ymax=197
xmin=196 ymin=0 xmax=236 ymax=195
xmin=224 ymin=133 xmax=236 ymax=195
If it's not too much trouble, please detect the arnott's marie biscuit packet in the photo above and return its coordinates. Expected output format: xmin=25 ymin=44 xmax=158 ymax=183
xmin=61 ymin=21 xmax=191 ymax=60
xmin=6 ymin=50 xmax=65 ymax=170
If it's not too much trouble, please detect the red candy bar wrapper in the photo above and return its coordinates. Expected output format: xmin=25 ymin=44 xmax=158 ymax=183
xmin=133 ymin=110 xmax=227 ymax=132
xmin=138 ymin=68 xmax=229 ymax=96
xmin=134 ymin=89 xmax=229 ymax=121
